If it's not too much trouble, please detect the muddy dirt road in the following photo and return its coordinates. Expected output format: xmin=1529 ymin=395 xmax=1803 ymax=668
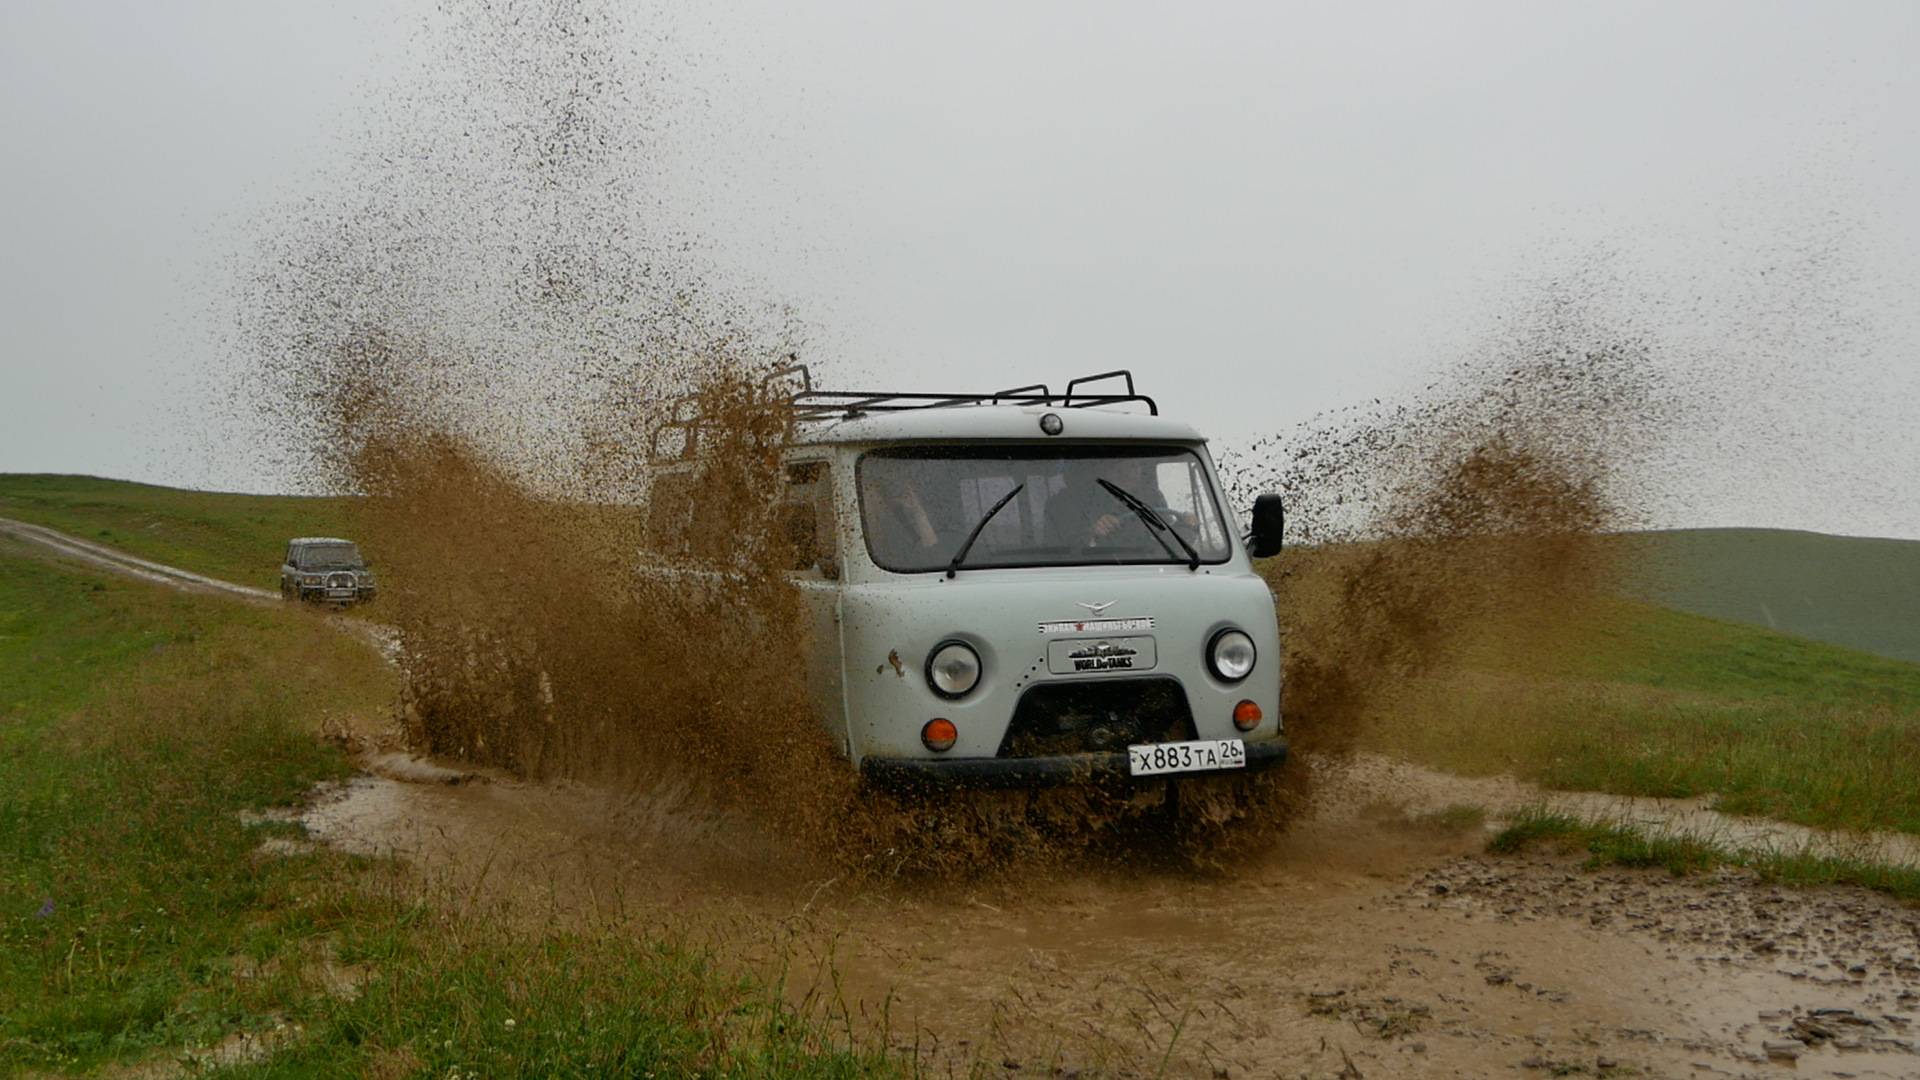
xmin=0 ymin=517 xmax=278 ymax=600
xmin=310 ymin=757 xmax=1920 ymax=1080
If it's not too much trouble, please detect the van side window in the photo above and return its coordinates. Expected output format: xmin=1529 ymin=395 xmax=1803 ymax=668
xmin=783 ymin=461 xmax=839 ymax=580
xmin=643 ymin=472 xmax=697 ymax=558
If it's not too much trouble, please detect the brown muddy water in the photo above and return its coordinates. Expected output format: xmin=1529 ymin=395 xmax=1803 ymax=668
xmin=299 ymin=750 xmax=1920 ymax=1080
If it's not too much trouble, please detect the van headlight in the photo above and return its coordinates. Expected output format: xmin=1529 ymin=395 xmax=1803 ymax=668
xmin=1207 ymin=629 xmax=1256 ymax=683
xmin=926 ymin=641 xmax=982 ymax=699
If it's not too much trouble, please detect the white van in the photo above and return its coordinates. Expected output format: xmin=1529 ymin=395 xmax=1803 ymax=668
xmin=655 ymin=370 xmax=1287 ymax=792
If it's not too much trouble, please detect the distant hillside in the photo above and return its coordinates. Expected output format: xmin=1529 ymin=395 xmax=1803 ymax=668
xmin=1620 ymin=528 xmax=1920 ymax=666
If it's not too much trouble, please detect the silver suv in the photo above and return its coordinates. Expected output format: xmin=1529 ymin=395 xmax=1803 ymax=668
xmin=280 ymin=538 xmax=376 ymax=605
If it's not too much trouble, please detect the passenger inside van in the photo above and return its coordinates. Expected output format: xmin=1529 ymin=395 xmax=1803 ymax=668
xmin=863 ymin=469 xmax=942 ymax=554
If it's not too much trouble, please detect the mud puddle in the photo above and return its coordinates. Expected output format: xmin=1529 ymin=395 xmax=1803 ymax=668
xmin=296 ymin=754 xmax=1920 ymax=1079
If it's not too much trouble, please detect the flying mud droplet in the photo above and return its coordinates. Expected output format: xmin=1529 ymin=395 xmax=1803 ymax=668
xmin=233 ymin=2 xmax=864 ymax=859
xmin=1224 ymin=297 xmax=1672 ymax=826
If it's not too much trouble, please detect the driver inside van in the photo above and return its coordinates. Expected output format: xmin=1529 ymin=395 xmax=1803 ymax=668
xmin=1044 ymin=456 xmax=1168 ymax=549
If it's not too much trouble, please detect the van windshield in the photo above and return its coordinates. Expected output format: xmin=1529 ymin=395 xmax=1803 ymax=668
xmin=858 ymin=445 xmax=1232 ymax=573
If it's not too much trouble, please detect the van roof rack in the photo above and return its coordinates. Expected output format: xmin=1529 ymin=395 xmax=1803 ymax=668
xmin=649 ymin=364 xmax=1157 ymax=460
xmin=784 ymin=365 xmax=1157 ymax=421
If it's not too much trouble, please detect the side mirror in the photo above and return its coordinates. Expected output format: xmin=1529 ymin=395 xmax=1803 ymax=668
xmin=1247 ymin=493 xmax=1285 ymax=558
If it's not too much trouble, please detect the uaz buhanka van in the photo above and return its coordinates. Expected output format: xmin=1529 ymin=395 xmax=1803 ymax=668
xmin=651 ymin=369 xmax=1287 ymax=793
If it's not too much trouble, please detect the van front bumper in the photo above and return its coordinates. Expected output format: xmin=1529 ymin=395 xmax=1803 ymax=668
xmin=859 ymin=738 xmax=1288 ymax=793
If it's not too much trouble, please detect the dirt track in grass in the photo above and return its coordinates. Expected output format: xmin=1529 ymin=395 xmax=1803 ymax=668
xmin=309 ymin=749 xmax=1920 ymax=1080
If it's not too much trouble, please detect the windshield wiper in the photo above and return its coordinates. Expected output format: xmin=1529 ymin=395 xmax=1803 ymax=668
xmin=1097 ymin=479 xmax=1200 ymax=571
xmin=947 ymin=483 xmax=1026 ymax=579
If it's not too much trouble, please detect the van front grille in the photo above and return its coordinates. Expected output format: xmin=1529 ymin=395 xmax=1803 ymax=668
xmin=997 ymin=677 xmax=1195 ymax=758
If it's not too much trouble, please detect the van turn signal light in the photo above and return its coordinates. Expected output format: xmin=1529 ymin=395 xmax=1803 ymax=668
xmin=1232 ymin=700 xmax=1262 ymax=731
xmin=922 ymin=718 xmax=958 ymax=752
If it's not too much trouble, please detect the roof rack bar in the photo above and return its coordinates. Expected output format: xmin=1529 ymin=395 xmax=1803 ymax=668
xmin=762 ymin=360 xmax=812 ymax=400
xmin=1063 ymin=370 xmax=1135 ymax=408
xmin=784 ymin=388 xmax=1157 ymax=417
xmin=649 ymin=369 xmax=1157 ymax=438
xmin=992 ymin=382 xmax=1050 ymax=402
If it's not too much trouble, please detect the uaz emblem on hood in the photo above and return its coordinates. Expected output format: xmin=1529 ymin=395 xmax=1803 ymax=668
xmin=1077 ymin=600 xmax=1117 ymax=615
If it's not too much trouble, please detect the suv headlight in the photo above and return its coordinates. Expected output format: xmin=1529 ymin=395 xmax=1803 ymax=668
xmin=1207 ymin=628 xmax=1256 ymax=683
xmin=926 ymin=641 xmax=982 ymax=699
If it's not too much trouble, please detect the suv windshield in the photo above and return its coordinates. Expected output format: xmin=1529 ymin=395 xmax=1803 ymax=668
xmin=858 ymin=444 xmax=1232 ymax=573
xmin=297 ymin=544 xmax=363 ymax=571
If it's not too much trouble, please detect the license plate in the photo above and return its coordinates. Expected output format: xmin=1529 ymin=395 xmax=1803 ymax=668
xmin=1127 ymin=739 xmax=1246 ymax=777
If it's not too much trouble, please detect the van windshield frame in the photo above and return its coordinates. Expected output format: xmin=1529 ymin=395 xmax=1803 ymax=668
xmin=856 ymin=443 xmax=1233 ymax=573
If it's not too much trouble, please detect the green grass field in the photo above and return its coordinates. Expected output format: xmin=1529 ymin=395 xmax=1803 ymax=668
xmin=0 ymin=474 xmax=358 ymax=591
xmin=1620 ymin=527 xmax=1920 ymax=666
xmin=1364 ymin=597 xmax=1920 ymax=835
xmin=0 ymin=534 xmax=892 ymax=1078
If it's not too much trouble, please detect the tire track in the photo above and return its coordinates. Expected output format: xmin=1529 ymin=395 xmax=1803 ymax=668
xmin=0 ymin=516 xmax=280 ymax=601
xmin=0 ymin=516 xmax=402 ymax=661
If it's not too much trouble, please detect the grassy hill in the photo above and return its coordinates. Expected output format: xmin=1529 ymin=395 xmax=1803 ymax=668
xmin=1619 ymin=527 xmax=1920 ymax=666
xmin=1363 ymin=595 xmax=1920 ymax=835
xmin=0 ymin=474 xmax=357 ymax=591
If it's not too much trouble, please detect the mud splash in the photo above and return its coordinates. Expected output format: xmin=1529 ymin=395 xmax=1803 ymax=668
xmin=308 ymin=344 xmax=1660 ymax=877
xmin=1211 ymin=338 xmax=1666 ymax=836
xmin=233 ymin=1 xmax=1229 ymax=877
xmin=239 ymin=0 xmax=1674 ymax=878
xmin=235 ymin=1 xmax=876 ymax=861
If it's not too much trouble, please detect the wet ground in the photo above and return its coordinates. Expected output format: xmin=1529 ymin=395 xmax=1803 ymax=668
xmin=301 ymin=754 xmax=1920 ymax=1080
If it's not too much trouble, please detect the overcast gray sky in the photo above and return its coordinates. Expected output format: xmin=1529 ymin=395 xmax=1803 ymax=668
xmin=3 ymin=1 xmax=1916 ymax=536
